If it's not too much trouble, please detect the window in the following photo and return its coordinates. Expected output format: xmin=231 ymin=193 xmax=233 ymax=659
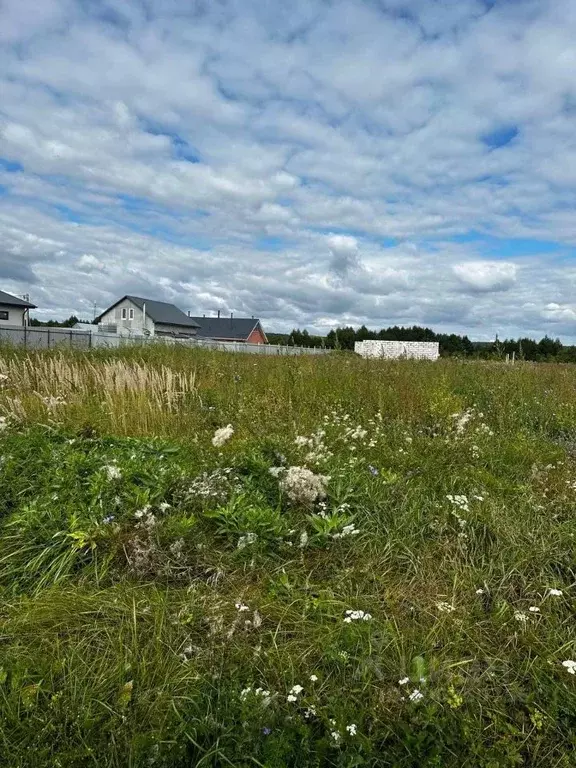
xmin=129 ymin=308 xmax=134 ymax=320
xmin=0 ymin=311 xmax=9 ymax=321
xmin=121 ymin=308 xmax=127 ymax=320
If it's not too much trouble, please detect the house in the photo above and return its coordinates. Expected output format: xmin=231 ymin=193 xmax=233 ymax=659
xmin=191 ymin=314 xmax=268 ymax=344
xmin=0 ymin=290 xmax=36 ymax=326
xmin=95 ymin=296 xmax=200 ymax=338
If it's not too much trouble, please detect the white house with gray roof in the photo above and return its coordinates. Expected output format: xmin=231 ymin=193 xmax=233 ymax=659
xmin=0 ymin=290 xmax=36 ymax=326
xmin=95 ymin=296 xmax=200 ymax=338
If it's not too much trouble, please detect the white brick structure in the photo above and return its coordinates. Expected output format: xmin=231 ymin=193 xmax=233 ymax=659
xmin=354 ymin=340 xmax=440 ymax=360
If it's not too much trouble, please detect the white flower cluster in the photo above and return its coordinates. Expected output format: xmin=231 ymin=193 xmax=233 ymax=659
xmin=344 ymin=425 xmax=368 ymax=441
xmin=103 ymin=464 xmax=122 ymax=481
xmin=279 ymin=466 xmax=330 ymax=505
xmin=187 ymin=467 xmax=238 ymax=501
xmin=240 ymin=687 xmax=272 ymax=705
xmin=447 ymin=494 xmax=470 ymax=513
xmin=237 ymin=532 xmax=257 ymax=549
xmin=562 ymin=660 xmax=576 ymax=675
xmin=451 ymin=410 xmax=474 ymax=435
xmin=287 ymin=684 xmax=304 ymax=702
xmin=295 ymin=430 xmax=333 ymax=463
xmin=344 ymin=609 xmax=372 ymax=623
xmin=212 ymin=424 xmax=234 ymax=447
xmin=42 ymin=394 xmax=67 ymax=409
xmin=332 ymin=523 xmax=360 ymax=539
xmin=408 ymin=689 xmax=424 ymax=702
xmin=436 ymin=601 xmax=455 ymax=613
xmin=0 ymin=415 xmax=9 ymax=432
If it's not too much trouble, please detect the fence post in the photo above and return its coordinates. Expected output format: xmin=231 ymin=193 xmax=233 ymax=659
xmin=24 ymin=325 xmax=27 ymax=348
xmin=70 ymin=330 xmax=73 ymax=349
xmin=47 ymin=329 xmax=51 ymax=349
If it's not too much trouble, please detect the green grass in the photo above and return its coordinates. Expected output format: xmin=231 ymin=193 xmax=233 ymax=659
xmin=0 ymin=347 xmax=576 ymax=766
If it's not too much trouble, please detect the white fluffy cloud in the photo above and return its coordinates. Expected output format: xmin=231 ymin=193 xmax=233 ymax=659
xmin=452 ymin=261 xmax=517 ymax=293
xmin=1 ymin=0 xmax=576 ymax=339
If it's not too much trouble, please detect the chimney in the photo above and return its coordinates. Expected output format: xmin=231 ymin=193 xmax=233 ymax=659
xmin=187 ymin=310 xmax=191 ymax=317
xmin=217 ymin=310 xmax=220 ymax=318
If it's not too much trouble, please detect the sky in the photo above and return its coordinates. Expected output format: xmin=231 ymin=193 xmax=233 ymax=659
xmin=1 ymin=0 xmax=576 ymax=339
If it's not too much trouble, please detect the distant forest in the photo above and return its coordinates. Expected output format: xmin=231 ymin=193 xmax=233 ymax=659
xmin=267 ymin=325 xmax=576 ymax=362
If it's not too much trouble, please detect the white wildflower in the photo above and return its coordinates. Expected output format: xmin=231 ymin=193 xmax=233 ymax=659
xmin=268 ymin=466 xmax=285 ymax=478
xmin=346 ymin=724 xmax=357 ymax=736
xmin=514 ymin=610 xmax=528 ymax=623
xmin=447 ymin=494 xmax=470 ymax=513
xmin=287 ymin=694 xmax=298 ymax=702
xmin=562 ymin=660 xmax=576 ymax=674
xmin=475 ymin=588 xmax=485 ymax=595
xmin=398 ymin=677 xmax=410 ymax=685
xmin=237 ymin=532 xmax=257 ymax=549
xmin=235 ymin=602 xmax=250 ymax=612
xmin=103 ymin=465 xmax=121 ymax=481
xmin=436 ymin=601 xmax=455 ymax=613
xmin=304 ymin=706 xmax=316 ymax=719
xmin=212 ymin=424 xmax=234 ymax=448
xmin=344 ymin=609 xmax=372 ymax=623
xmin=529 ymin=606 xmax=540 ymax=613
xmin=408 ymin=689 xmax=424 ymax=702
xmin=240 ymin=687 xmax=252 ymax=700
xmin=548 ymin=588 xmax=563 ymax=597
xmin=279 ymin=466 xmax=330 ymax=505
xmin=289 ymin=684 xmax=304 ymax=695
xmin=299 ymin=531 xmax=309 ymax=548
xmin=330 ymin=730 xmax=341 ymax=743
xmin=159 ymin=502 xmax=171 ymax=511
xmin=310 ymin=674 xmax=318 ymax=682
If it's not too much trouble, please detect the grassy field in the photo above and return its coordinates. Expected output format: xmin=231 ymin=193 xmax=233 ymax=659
xmin=0 ymin=346 xmax=575 ymax=767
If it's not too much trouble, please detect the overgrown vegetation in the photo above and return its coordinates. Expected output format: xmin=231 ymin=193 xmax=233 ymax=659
xmin=1 ymin=345 xmax=576 ymax=766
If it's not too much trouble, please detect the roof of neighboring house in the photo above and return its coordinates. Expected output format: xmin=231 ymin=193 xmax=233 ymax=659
xmin=96 ymin=296 xmax=200 ymax=328
xmin=190 ymin=316 xmax=267 ymax=342
xmin=0 ymin=290 xmax=36 ymax=309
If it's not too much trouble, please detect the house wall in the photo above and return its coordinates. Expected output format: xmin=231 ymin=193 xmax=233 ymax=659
xmin=247 ymin=326 xmax=267 ymax=344
xmin=0 ymin=304 xmax=26 ymax=326
xmin=154 ymin=322 xmax=198 ymax=338
xmin=98 ymin=298 xmax=155 ymax=337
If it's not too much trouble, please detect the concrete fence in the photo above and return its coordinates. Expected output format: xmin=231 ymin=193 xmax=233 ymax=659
xmin=355 ymin=340 xmax=440 ymax=360
xmin=0 ymin=325 xmax=330 ymax=356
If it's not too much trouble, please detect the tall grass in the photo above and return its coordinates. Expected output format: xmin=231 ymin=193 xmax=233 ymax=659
xmin=0 ymin=347 xmax=575 ymax=766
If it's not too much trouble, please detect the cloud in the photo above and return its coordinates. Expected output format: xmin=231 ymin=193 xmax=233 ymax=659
xmin=452 ymin=261 xmax=517 ymax=293
xmin=0 ymin=0 xmax=576 ymax=338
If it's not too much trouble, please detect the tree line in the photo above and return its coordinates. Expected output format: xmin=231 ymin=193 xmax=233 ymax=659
xmin=267 ymin=325 xmax=576 ymax=361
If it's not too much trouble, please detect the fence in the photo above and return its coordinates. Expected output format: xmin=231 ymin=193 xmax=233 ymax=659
xmin=354 ymin=340 xmax=440 ymax=360
xmin=0 ymin=325 xmax=330 ymax=356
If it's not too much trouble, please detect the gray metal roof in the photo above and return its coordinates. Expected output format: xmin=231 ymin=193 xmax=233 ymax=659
xmin=0 ymin=290 xmax=36 ymax=308
xmin=190 ymin=316 xmax=264 ymax=341
xmin=97 ymin=296 xmax=200 ymax=328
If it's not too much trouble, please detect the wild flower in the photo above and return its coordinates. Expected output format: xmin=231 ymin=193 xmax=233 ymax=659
xmin=169 ymin=539 xmax=185 ymax=559
xmin=368 ymin=465 xmax=379 ymax=476
xmin=330 ymin=730 xmax=341 ymax=744
xmin=398 ymin=677 xmax=410 ymax=685
xmin=289 ymin=684 xmax=303 ymax=695
xmin=514 ymin=611 xmax=528 ymax=623
xmin=310 ymin=674 xmax=318 ymax=682
xmin=235 ymin=602 xmax=250 ymax=612
xmin=452 ymin=409 xmax=474 ymax=435
xmin=304 ymin=706 xmax=316 ymax=719
xmin=408 ymin=689 xmax=424 ymax=702
xmin=562 ymin=660 xmax=576 ymax=675
xmin=299 ymin=531 xmax=309 ymax=548
xmin=102 ymin=515 xmax=115 ymax=524
xmin=237 ymin=532 xmax=257 ymax=549
xmin=211 ymin=424 xmax=234 ymax=447
xmin=279 ymin=466 xmax=329 ymax=505
xmin=0 ymin=416 xmax=8 ymax=431
xmin=332 ymin=523 xmax=360 ymax=539
xmin=159 ymin=502 xmax=171 ymax=511
xmin=529 ymin=606 xmax=541 ymax=613
xmin=548 ymin=588 xmax=563 ymax=597
xmin=346 ymin=724 xmax=357 ymax=736
xmin=344 ymin=609 xmax=372 ymax=622
xmin=447 ymin=494 xmax=470 ymax=513
xmin=262 ymin=727 xmax=272 ymax=735
xmin=103 ymin=464 xmax=122 ymax=481
xmin=475 ymin=588 xmax=485 ymax=595
xmin=287 ymin=694 xmax=298 ymax=702
xmin=436 ymin=602 xmax=455 ymax=613
xmin=268 ymin=466 xmax=285 ymax=478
